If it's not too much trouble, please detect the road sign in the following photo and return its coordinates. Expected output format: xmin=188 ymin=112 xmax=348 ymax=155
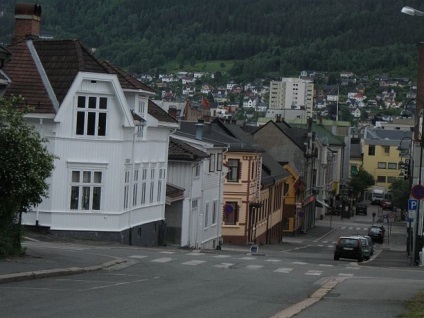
xmin=409 ymin=199 xmax=418 ymax=211
xmin=411 ymin=185 xmax=424 ymax=200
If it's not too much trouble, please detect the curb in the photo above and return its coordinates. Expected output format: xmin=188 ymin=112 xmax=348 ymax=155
xmin=0 ymin=258 xmax=127 ymax=284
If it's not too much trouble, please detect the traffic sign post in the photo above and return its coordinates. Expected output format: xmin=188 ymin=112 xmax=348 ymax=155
xmin=409 ymin=199 xmax=418 ymax=223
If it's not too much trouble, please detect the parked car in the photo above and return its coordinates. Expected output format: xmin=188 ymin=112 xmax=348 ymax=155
xmin=334 ymin=236 xmax=364 ymax=262
xmin=368 ymin=226 xmax=385 ymax=243
xmin=355 ymin=202 xmax=368 ymax=215
xmin=381 ymin=199 xmax=393 ymax=211
xmin=363 ymin=235 xmax=375 ymax=256
xmin=350 ymin=235 xmax=371 ymax=260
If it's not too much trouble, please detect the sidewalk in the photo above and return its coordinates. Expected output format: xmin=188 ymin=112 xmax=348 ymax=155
xmin=0 ymin=235 xmax=127 ymax=284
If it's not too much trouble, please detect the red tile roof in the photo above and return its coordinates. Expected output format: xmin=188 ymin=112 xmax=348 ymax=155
xmin=3 ymin=39 xmax=155 ymax=115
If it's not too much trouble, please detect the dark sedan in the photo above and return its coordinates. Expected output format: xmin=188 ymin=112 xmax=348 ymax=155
xmin=368 ymin=226 xmax=384 ymax=243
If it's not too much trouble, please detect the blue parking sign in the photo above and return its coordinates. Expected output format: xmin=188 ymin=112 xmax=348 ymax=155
xmin=409 ymin=199 xmax=418 ymax=211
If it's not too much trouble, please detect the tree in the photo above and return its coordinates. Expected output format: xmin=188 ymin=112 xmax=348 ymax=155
xmin=0 ymin=97 xmax=56 ymax=257
xmin=389 ymin=179 xmax=410 ymax=212
xmin=348 ymin=167 xmax=375 ymax=201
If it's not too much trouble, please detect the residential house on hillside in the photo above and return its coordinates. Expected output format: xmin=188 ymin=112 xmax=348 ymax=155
xmin=2 ymin=3 xmax=179 ymax=246
xmin=178 ymin=119 xmax=290 ymax=245
xmin=166 ymin=136 xmax=227 ymax=249
xmin=361 ymin=127 xmax=412 ymax=192
xmin=292 ymin=121 xmax=350 ymax=217
xmin=251 ymin=119 xmax=313 ymax=232
xmin=243 ymin=96 xmax=258 ymax=109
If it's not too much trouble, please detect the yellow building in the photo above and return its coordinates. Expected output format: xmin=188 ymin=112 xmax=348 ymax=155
xmin=361 ymin=128 xmax=412 ymax=191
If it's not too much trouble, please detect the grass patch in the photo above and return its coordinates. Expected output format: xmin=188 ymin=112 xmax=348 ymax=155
xmin=400 ymin=291 xmax=424 ymax=318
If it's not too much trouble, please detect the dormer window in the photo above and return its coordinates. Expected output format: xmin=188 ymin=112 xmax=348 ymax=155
xmin=76 ymin=96 xmax=108 ymax=136
xmin=138 ymin=100 xmax=146 ymax=117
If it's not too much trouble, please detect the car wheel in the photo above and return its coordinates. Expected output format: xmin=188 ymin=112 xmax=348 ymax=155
xmin=358 ymin=255 xmax=363 ymax=262
xmin=334 ymin=254 xmax=339 ymax=260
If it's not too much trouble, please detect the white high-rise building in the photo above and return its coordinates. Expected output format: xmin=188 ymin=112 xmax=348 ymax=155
xmin=268 ymin=78 xmax=314 ymax=118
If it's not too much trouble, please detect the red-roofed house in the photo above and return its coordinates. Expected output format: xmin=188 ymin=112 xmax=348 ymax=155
xmin=2 ymin=3 xmax=179 ymax=246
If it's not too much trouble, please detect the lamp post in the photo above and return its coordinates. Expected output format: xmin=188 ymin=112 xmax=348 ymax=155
xmin=403 ymin=98 xmax=424 ymax=264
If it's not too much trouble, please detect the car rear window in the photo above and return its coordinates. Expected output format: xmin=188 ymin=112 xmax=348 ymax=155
xmin=370 ymin=228 xmax=381 ymax=233
xmin=340 ymin=238 xmax=359 ymax=246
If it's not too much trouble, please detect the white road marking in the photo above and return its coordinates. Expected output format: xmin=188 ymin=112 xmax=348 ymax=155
xmin=159 ymin=251 xmax=175 ymax=254
xmin=305 ymin=270 xmax=323 ymax=276
xmin=186 ymin=252 xmax=206 ymax=256
xmin=182 ymin=260 xmax=206 ymax=266
xmin=274 ymin=268 xmax=293 ymax=273
xmin=151 ymin=257 xmax=173 ymax=263
xmin=129 ymin=255 xmax=147 ymax=259
xmin=239 ymin=256 xmax=256 ymax=260
xmin=214 ymin=263 xmax=235 ymax=268
xmin=213 ymin=255 xmax=231 ymax=258
xmin=245 ymin=265 xmax=263 ymax=270
xmin=292 ymin=261 xmax=307 ymax=265
xmin=318 ymin=264 xmax=333 ymax=267
xmin=265 ymin=259 xmax=282 ymax=263
xmin=338 ymin=273 xmax=354 ymax=277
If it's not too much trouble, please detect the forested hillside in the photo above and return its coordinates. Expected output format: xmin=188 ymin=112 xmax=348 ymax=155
xmin=1 ymin=0 xmax=424 ymax=80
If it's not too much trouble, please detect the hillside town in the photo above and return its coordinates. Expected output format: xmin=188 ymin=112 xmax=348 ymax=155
xmin=4 ymin=3 xmax=424 ymax=318
xmin=0 ymin=2 xmax=418 ymax=249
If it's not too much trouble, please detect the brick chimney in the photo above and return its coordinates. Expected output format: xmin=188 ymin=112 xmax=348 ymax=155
xmin=415 ymin=42 xmax=424 ymax=141
xmin=13 ymin=3 xmax=42 ymax=44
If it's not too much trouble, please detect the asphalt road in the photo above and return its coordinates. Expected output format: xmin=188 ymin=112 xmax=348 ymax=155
xmin=0 ymin=204 xmax=423 ymax=318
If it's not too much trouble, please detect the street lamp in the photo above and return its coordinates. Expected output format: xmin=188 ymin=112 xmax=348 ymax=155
xmin=401 ymin=6 xmax=424 ymax=17
xmin=404 ymin=98 xmax=424 ymax=264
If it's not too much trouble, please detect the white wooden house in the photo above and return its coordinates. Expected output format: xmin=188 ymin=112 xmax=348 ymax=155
xmin=3 ymin=3 xmax=179 ymax=246
xmin=167 ymin=132 xmax=227 ymax=249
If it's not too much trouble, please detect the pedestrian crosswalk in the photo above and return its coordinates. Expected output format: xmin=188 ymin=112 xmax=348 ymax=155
xmin=126 ymin=250 xmax=362 ymax=278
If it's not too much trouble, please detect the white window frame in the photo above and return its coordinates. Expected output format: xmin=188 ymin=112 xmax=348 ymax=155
xmin=124 ymin=170 xmax=130 ymax=209
xmin=75 ymin=95 xmax=108 ymax=137
xmin=149 ymin=166 xmax=156 ymax=204
xmin=209 ymin=154 xmax=216 ymax=173
xmin=140 ymin=166 xmax=148 ymax=205
xmin=204 ymin=202 xmax=209 ymax=229
xmin=212 ymin=201 xmax=217 ymax=225
xmin=70 ymin=169 xmax=104 ymax=211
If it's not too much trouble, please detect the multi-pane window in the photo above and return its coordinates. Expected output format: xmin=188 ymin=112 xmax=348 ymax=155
xmin=138 ymin=100 xmax=146 ymax=115
xmin=192 ymin=199 xmax=198 ymax=221
xmin=133 ymin=169 xmax=139 ymax=206
xmin=212 ymin=201 xmax=217 ymax=225
xmin=217 ymin=153 xmax=223 ymax=171
xmin=157 ymin=167 xmax=165 ymax=202
xmin=387 ymin=176 xmax=397 ymax=183
xmin=227 ymin=159 xmax=240 ymax=182
xmin=140 ymin=167 xmax=147 ymax=205
xmin=193 ymin=163 xmax=200 ymax=177
xmin=70 ymin=170 xmax=102 ymax=211
xmin=209 ymin=154 xmax=216 ymax=172
xmin=150 ymin=167 xmax=155 ymax=203
xmin=376 ymin=176 xmax=386 ymax=183
xmin=388 ymin=163 xmax=397 ymax=170
xmin=383 ymin=146 xmax=390 ymax=155
xmin=123 ymin=170 xmax=130 ymax=209
xmin=205 ymin=203 xmax=209 ymax=228
xmin=377 ymin=162 xmax=387 ymax=169
xmin=76 ymin=96 xmax=108 ymax=136
xmin=223 ymin=201 xmax=238 ymax=225
xmin=368 ymin=146 xmax=375 ymax=156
